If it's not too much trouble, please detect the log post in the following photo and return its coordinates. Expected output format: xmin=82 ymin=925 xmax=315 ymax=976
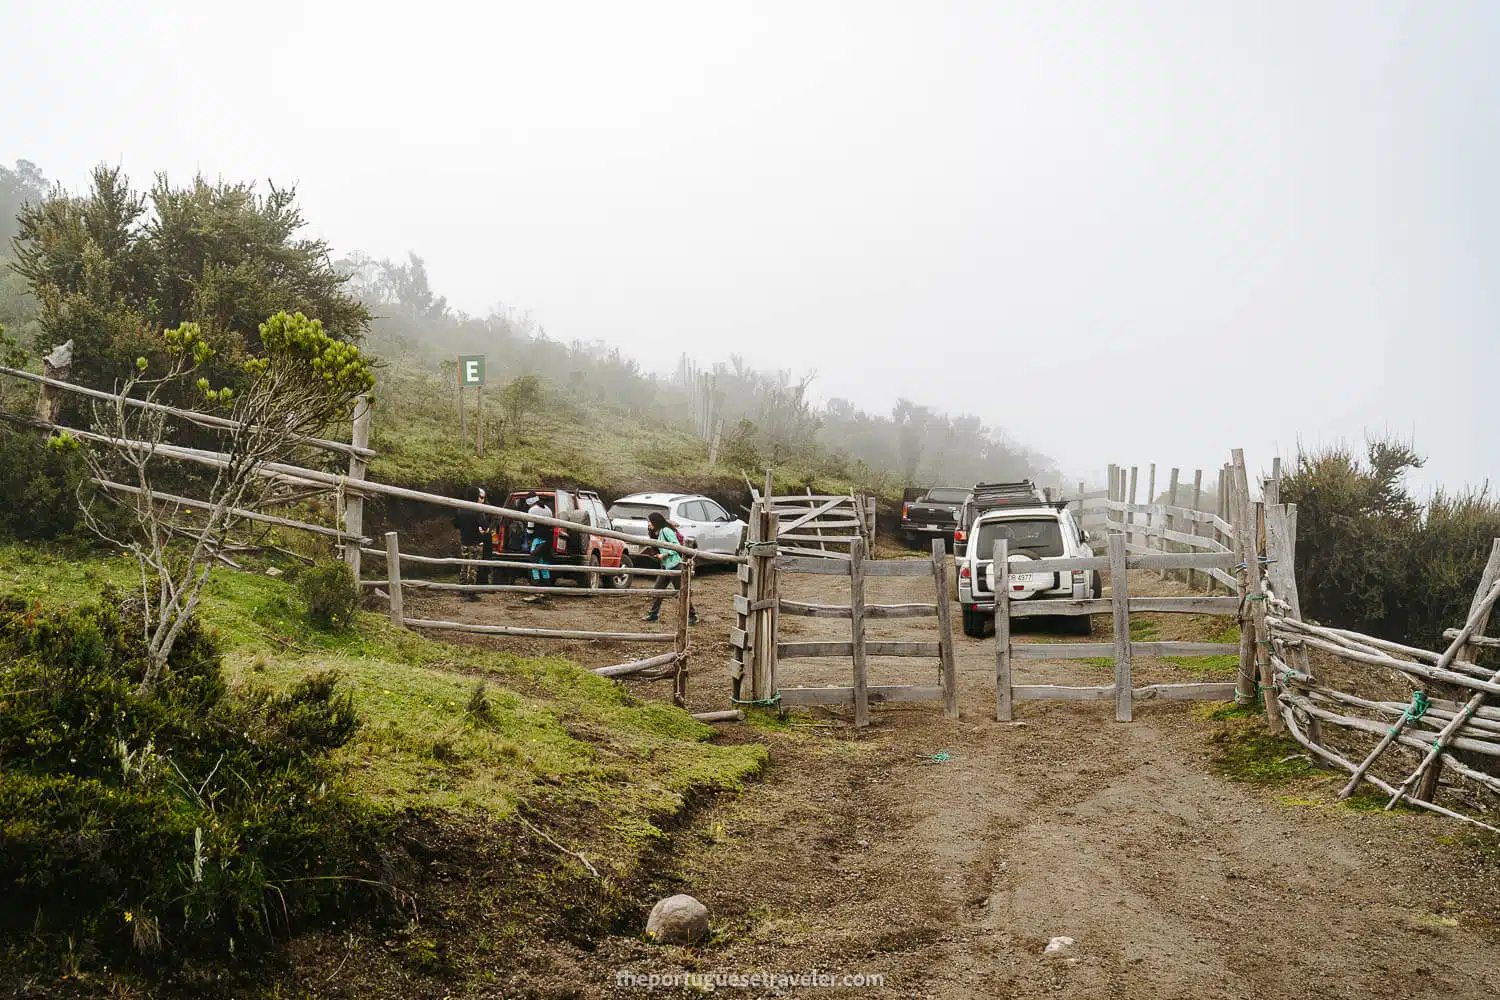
xmin=1110 ymin=532 xmax=1132 ymax=722
xmin=850 ymin=536 xmax=870 ymax=728
xmin=1146 ymin=463 xmax=1157 ymax=562
xmin=1231 ymin=452 xmax=1256 ymax=706
xmin=1165 ymin=467 xmax=1180 ymax=580
xmin=343 ymin=395 xmax=373 ymax=577
xmin=993 ymin=538 xmax=1012 ymax=721
xmin=385 ymin=531 xmax=404 ymax=627
xmin=36 ymin=340 xmax=73 ymax=423
xmin=931 ymin=538 xmax=958 ymax=718
xmin=1189 ymin=469 xmax=1204 ymax=591
xmin=1127 ymin=465 xmax=1139 ymax=542
xmin=732 ymin=504 xmax=758 ymax=702
xmin=1253 ymin=500 xmax=1281 ymax=731
xmin=674 ymin=557 xmax=693 ymax=708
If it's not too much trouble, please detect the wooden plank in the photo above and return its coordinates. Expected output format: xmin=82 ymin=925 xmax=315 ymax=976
xmin=1157 ymin=525 xmax=1229 ymax=549
xmin=1128 ymin=551 xmax=1240 ymax=570
xmin=778 ymin=685 xmax=947 ymax=707
xmin=1010 ymin=642 xmax=1117 ymax=660
xmin=1127 ymin=596 xmax=1241 ymax=615
xmin=362 ymin=550 xmax=682 ymax=575
xmin=1110 ymin=532 xmax=1132 ymax=722
xmin=399 ymin=581 xmax=652 ymax=596
xmin=991 ymin=554 xmax=1109 ymax=573
xmin=674 ymin=558 xmax=692 ymax=706
xmin=1015 ymin=684 xmax=1114 ymax=702
xmin=342 ymin=395 xmax=372 ymax=576
xmin=778 ymin=545 xmax=853 ymax=560
xmin=777 ymin=640 xmax=943 ymax=659
xmin=775 ymin=495 xmax=849 ymax=535
xmin=994 ymin=539 xmax=1012 ymax=721
xmin=775 ymin=554 xmax=852 ymax=576
xmin=737 ymin=563 xmax=752 ymax=584
xmin=405 ymin=619 xmax=674 ymax=642
xmin=1208 ymin=568 xmax=1238 ymax=589
xmin=1008 ymin=598 xmax=1111 ymax=617
xmin=1132 ymin=641 xmax=1240 ymax=657
xmin=850 ymin=537 xmax=870 ymax=728
xmin=777 ymin=600 xmax=937 ymax=619
xmin=729 ymin=628 xmax=751 ymax=650
xmin=932 ymin=538 xmax=958 ymax=719
xmin=864 ymin=559 xmax=940 ymax=578
xmin=777 ymin=533 xmax=863 ymax=544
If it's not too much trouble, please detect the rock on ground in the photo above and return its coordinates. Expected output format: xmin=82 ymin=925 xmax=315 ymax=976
xmin=646 ymin=894 xmax=710 ymax=944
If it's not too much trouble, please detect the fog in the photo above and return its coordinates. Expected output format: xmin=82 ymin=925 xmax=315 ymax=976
xmin=4 ymin=1 xmax=1498 ymax=489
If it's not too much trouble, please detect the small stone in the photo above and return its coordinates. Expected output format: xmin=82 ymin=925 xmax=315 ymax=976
xmin=646 ymin=894 xmax=709 ymax=945
xmin=1044 ymin=936 xmax=1076 ymax=957
xmin=857 ymin=839 xmax=870 ymax=849
xmin=264 ymin=567 xmax=283 ymax=577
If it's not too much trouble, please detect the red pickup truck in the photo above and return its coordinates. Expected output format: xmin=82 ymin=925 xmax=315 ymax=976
xmin=495 ymin=488 xmax=633 ymax=588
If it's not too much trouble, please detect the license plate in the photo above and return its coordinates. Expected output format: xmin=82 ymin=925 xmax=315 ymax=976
xmin=1010 ymin=572 xmax=1051 ymax=588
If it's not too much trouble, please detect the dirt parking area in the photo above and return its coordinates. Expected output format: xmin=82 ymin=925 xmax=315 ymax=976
xmin=406 ymin=558 xmax=1500 ymax=1000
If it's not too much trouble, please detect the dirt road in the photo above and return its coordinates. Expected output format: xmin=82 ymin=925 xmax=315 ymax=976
xmin=409 ymin=561 xmax=1500 ymax=999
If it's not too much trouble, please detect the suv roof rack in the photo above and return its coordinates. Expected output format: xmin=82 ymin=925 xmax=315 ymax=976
xmin=968 ymin=480 xmax=1045 ymax=508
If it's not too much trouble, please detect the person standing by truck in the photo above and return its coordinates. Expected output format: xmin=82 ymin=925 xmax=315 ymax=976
xmin=642 ymin=511 xmax=698 ymax=625
xmin=452 ymin=486 xmax=491 ymax=602
xmin=522 ymin=493 xmax=554 ymax=603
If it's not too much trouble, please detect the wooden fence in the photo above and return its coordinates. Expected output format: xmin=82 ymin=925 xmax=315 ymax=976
xmin=731 ymin=501 xmax=956 ymax=727
xmin=366 ymin=531 xmax=699 ymax=706
xmin=990 ymin=534 xmax=1242 ymax=722
xmin=1102 ymin=460 xmax=1240 ymax=592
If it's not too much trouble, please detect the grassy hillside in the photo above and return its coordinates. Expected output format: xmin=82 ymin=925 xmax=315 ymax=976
xmin=0 ymin=542 xmax=766 ymax=993
xmin=367 ymin=352 xmax=882 ymax=504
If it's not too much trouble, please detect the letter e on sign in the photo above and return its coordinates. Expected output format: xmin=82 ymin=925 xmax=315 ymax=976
xmin=458 ymin=355 xmax=486 ymax=387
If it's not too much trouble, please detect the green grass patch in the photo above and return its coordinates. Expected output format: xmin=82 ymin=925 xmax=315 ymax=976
xmin=1081 ymin=656 xmax=1113 ymax=668
xmin=1128 ymin=618 xmax=1159 ymax=641
xmin=1208 ymin=721 xmax=1317 ymax=784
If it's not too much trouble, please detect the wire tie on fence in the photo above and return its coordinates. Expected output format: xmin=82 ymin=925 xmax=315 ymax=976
xmin=730 ymin=690 xmax=782 ymax=708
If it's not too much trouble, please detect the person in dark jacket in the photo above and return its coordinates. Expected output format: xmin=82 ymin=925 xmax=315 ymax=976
xmin=452 ymin=486 xmax=492 ymax=602
xmin=642 ymin=511 xmax=698 ymax=625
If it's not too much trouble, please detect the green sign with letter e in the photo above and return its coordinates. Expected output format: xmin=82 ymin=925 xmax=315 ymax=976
xmin=458 ymin=355 xmax=486 ymax=387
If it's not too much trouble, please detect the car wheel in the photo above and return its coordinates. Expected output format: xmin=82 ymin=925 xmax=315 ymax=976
xmin=607 ymin=553 xmax=633 ymax=590
xmin=583 ymin=552 xmax=602 ymax=591
xmin=962 ymin=606 xmax=987 ymax=638
xmin=1068 ymin=613 xmax=1093 ymax=636
xmin=1091 ymin=571 xmax=1102 ymax=600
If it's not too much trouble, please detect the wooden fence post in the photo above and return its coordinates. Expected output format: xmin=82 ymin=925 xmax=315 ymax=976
xmin=1164 ymin=467 xmax=1180 ymax=580
xmin=385 ymin=531 xmax=404 ymax=627
xmin=931 ymin=538 xmax=958 ymax=718
xmin=850 ymin=536 xmax=870 ymax=728
xmin=1189 ymin=469 xmax=1204 ymax=591
xmin=1146 ymin=464 xmax=1157 ymax=560
xmin=1127 ymin=465 xmax=1139 ymax=543
xmin=1110 ymin=532 xmax=1132 ymax=722
xmin=674 ymin=557 xmax=693 ymax=708
xmin=343 ymin=395 xmax=373 ymax=578
xmin=1231 ymin=452 xmax=1256 ymax=705
xmin=993 ymin=538 xmax=1012 ymax=721
xmin=1264 ymin=503 xmax=1318 ymax=742
xmin=1253 ymin=500 xmax=1281 ymax=731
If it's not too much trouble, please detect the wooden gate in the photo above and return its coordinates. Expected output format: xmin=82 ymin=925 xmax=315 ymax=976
xmin=732 ymin=510 xmax=956 ymax=727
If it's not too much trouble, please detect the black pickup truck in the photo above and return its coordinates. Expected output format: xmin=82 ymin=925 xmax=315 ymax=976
xmin=900 ymin=486 xmax=972 ymax=550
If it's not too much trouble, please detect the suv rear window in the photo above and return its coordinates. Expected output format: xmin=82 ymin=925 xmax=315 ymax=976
xmin=608 ymin=502 xmax=668 ymax=521
xmin=975 ymin=518 xmax=1064 ymax=558
xmin=925 ymin=488 xmax=969 ymax=503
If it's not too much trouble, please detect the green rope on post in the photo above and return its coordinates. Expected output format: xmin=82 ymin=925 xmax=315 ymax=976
xmin=1388 ymin=691 xmax=1430 ymax=736
xmin=731 ymin=690 xmax=782 ymax=708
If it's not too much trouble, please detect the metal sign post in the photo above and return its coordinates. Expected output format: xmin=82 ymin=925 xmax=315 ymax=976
xmin=458 ymin=355 xmax=486 ymax=456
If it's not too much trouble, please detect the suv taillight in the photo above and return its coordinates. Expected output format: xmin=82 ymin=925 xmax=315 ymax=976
xmin=959 ymin=565 xmax=971 ymax=580
xmin=953 ymin=528 xmax=967 ymax=543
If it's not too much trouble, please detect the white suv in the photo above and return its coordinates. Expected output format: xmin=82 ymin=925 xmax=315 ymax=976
xmin=607 ymin=493 xmax=747 ymax=562
xmin=955 ymin=503 xmax=1100 ymax=638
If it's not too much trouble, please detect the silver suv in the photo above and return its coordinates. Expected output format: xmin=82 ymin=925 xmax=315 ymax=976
xmin=955 ymin=503 xmax=1100 ymax=637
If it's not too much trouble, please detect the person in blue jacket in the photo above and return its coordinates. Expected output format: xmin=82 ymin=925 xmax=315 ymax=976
xmin=642 ymin=511 xmax=698 ymax=625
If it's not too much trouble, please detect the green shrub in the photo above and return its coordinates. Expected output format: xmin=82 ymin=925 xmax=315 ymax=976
xmin=0 ymin=425 xmax=88 ymax=540
xmin=1282 ymin=438 xmax=1500 ymax=649
xmin=297 ymin=558 xmax=361 ymax=631
xmin=0 ymin=590 xmax=377 ymax=975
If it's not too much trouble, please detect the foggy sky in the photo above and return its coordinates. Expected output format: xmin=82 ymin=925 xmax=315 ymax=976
xmin=4 ymin=1 xmax=1498 ymax=490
